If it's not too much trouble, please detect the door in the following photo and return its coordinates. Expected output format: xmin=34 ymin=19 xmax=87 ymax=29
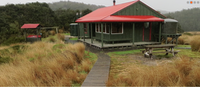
xmin=135 ymin=23 xmax=143 ymax=42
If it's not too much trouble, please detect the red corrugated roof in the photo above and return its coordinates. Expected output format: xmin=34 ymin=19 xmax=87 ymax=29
xmin=76 ymin=0 xmax=138 ymax=23
xmin=21 ymin=24 xmax=40 ymax=29
xmin=76 ymin=0 xmax=165 ymax=23
xmin=102 ymin=15 xmax=164 ymax=22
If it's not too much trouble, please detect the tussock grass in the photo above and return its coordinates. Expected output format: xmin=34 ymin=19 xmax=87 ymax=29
xmin=178 ymin=34 xmax=200 ymax=45
xmin=190 ymin=37 xmax=200 ymax=52
xmin=50 ymin=30 xmax=56 ymax=35
xmin=107 ymin=57 xmax=200 ymax=86
xmin=0 ymin=42 xmax=96 ymax=86
xmin=57 ymin=34 xmax=65 ymax=41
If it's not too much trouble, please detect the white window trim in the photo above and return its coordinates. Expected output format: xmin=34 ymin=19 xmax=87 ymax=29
xmin=96 ymin=23 xmax=110 ymax=34
xmin=111 ymin=23 xmax=124 ymax=34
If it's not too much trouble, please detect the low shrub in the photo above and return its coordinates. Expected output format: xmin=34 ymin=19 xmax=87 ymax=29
xmin=2 ymin=37 xmax=25 ymax=46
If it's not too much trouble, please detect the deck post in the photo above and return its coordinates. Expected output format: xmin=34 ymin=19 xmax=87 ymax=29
xmin=90 ymin=23 xmax=93 ymax=44
xmin=37 ymin=29 xmax=39 ymax=41
xmin=132 ymin=23 xmax=135 ymax=45
xmin=176 ymin=37 xmax=178 ymax=45
xmin=78 ymin=23 xmax=80 ymax=39
xmin=101 ymin=23 xmax=103 ymax=48
xmin=159 ymin=23 xmax=162 ymax=42
xmin=24 ymin=29 xmax=27 ymax=42
xmin=109 ymin=23 xmax=112 ymax=44
xmin=84 ymin=23 xmax=85 ymax=42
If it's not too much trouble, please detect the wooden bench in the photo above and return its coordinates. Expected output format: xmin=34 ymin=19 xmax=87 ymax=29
xmin=142 ymin=44 xmax=180 ymax=59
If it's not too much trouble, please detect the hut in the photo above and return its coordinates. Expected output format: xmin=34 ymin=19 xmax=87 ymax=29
xmin=71 ymin=0 xmax=181 ymax=48
xmin=21 ymin=24 xmax=42 ymax=43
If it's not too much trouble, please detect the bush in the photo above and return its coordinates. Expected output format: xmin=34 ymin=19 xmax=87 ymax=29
xmin=190 ymin=37 xmax=200 ymax=52
xmin=2 ymin=37 xmax=25 ymax=46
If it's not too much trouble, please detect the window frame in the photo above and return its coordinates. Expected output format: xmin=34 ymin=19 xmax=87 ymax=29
xmin=95 ymin=23 xmax=123 ymax=34
xmin=111 ymin=22 xmax=124 ymax=34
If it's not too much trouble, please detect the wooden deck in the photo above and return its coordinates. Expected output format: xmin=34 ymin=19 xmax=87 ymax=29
xmin=79 ymin=39 xmax=161 ymax=48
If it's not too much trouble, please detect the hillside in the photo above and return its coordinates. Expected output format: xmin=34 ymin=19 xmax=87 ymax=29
xmin=48 ymin=1 xmax=105 ymax=11
xmin=165 ymin=8 xmax=200 ymax=31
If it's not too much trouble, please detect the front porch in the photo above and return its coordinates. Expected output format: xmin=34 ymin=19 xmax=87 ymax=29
xmin=79 ymin=39 xmax=160 ymax=49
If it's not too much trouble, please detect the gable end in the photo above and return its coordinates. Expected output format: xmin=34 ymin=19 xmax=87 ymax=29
xmin=112 ymin=1 xmax=166 ymax=19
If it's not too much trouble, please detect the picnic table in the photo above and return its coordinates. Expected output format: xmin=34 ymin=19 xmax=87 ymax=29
xmin=142 ymin=44 xmax=179 ymax=59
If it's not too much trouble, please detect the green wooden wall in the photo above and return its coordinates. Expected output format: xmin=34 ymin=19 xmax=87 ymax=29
xmin=113 ymin=2 xmax=165 ymax=19
xmin=94 ymin=23 xmax=133 ymax=41
xmin=93 ymin=22 xmax=161 ymax=42
xmin=79 ymin=23 xmax=90 ymax=37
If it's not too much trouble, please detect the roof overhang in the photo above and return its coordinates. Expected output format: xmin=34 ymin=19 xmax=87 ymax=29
xmin=76 ymin=15 xmax=164 ymax=23
xmin=21 ymin=24 xmax=40 ymax=29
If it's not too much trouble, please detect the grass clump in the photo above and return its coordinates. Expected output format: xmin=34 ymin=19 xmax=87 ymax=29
xmin=0 ymin=42 xmax=97 ymax=86
xmin=57 ymin=34 xmax=65 ymax=41
xmin=49 ymin=37 xmax=56 ymax=42
xmin=107 ymin=56 xmax=200 ymax=86
xmin=190 ymin=37 xmax=200 ymax=52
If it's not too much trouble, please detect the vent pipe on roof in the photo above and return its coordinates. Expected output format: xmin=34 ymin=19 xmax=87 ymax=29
xmin=113 ymin=0 xmax=116 ymax=6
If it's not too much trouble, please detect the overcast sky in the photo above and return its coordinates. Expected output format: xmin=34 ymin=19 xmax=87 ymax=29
xmin=1 ymin=0 xmax=200 ymax=12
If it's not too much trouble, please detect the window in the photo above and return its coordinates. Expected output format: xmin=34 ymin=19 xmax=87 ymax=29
xmin=95 ymin=23 xmax=99 ymax=32
xmin=112 ymin=23 xmax=123 ymax=34
xmin=95 ymin=23 xmax=116 ymax=34
xmin=95 ymin=23 xmax=101 ymax=32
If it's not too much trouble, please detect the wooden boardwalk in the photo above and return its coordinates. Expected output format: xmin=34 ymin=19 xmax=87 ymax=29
xmin=79 ymin=39 xmax=160 ymax=48
xmin=81 ymin=53 xmax=110 ymax=87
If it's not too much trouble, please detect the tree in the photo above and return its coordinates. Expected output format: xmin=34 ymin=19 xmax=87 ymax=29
xmin=82 ymin=9 xmax=92 ymax=16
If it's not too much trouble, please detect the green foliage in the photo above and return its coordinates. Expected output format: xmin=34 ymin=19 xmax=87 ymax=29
xmin=84 ymin=51 xmax=98 ymax=61
xmin=82 ymin=9 xmax=92 ymax=16
xmin=0 ymin=2 xmax=58 ymax=45
xmin=183 ymin=32 xmax=193 ymax=36
xmin=79 ymin=71 xmax=87 ymax=75
xmin=165 ymin=8 xmax=200 ymax=32
xmin=29 ymin=58 xmax=35 ymax=62
xmin=0 ymin=56 xmax=12 ymax=64
xmin=177 ymin=49 xmax=200 ymax=58
xmin=176 ymin=45 xmax=191 ymax=48
xmin=2 ymin=37 xmax=25 ymax=46
xmin=52 ymin=44 xmax=66 ymax=53
xmin=70 ymin=38 xmax=78 ymax=40
xmin=108 ymin=49 xmax=141 ymax=55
